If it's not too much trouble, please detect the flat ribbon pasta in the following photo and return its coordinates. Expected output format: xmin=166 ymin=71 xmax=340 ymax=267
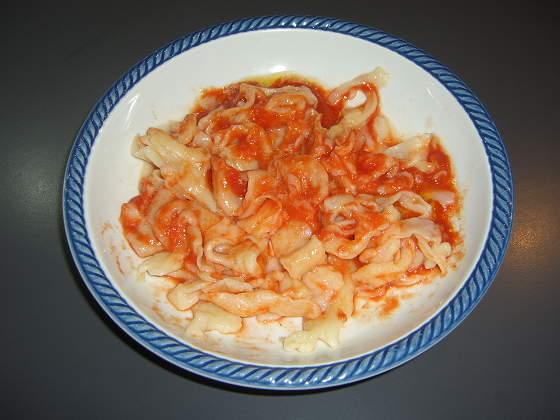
xmin=120 ymin=68 xmax=461 ymax=354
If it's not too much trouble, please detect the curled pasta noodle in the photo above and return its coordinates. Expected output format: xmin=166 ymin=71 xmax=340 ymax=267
xmin=200 ymin=290 xmax=322 ymax=319
xmin=351 ymin=239 xmax=415 ymax=288
xmin=302 ymin=265 xmax=345 ymax=311
xmin=270 ymin=220 xmax=313 ymax=258
xmin=120 ymin=68 xmax=461 ymax=353
xmin=284 ymin=272 xmax=354 ymax=352
xmin=186 ymin=302 xmax=243 ymax=336
xmin=136 ymin=127 xmax=218 ymax=212
xmin=204 ymin=218 xmax=265 ymax=278
xmin=317 ymin=194 xmax=390 ymax=259
xmin=211 ymin=158 xmax=245 ymax=216
xmin=279 ymin=235 xmax=327 ymax=280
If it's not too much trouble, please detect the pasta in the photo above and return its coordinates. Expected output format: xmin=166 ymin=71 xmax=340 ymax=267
xmin=120 ymin=68 xmax=461 ymax=353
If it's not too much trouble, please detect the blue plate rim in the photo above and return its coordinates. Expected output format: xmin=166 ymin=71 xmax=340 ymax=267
xmin=62 ymin=15 xmax=514 ymax=390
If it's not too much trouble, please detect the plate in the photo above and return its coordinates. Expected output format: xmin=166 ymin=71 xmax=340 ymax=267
xmin=63 ymin=15 xmax=513 ymax=390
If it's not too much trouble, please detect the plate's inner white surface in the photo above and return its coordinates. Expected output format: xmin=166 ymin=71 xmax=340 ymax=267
xmin=84 ymin=29 xmax=492 ymax=366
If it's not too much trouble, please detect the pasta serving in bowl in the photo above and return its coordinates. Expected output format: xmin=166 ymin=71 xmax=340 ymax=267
xmin=64 ymin=16 xmax=513 ymax=389
xmin=121 ymin=68 xmax=461 ymax=354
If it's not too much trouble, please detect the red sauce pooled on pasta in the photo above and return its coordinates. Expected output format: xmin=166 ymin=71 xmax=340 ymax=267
xmin=123 ymin=73 xmax=461 ymax=268
xmin=120 ymin=71 xmax=463 ymax=347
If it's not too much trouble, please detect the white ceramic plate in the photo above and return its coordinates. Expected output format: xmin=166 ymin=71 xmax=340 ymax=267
xmin=63 ymin=16 xmax=513 ymax=389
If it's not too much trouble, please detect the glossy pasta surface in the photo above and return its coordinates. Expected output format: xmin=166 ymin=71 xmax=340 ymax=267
xmin=120 ymin=68 xmax=461 ymax=353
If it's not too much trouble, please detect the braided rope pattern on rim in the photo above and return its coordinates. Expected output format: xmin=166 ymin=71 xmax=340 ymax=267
xmin=63 ymin=15 xmax=513 ymax=390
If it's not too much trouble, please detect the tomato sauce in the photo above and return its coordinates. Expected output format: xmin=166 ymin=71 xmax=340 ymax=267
xmin=191 ymin=74 xmax=460 ymax=256
xmin=123 ymin=72 xmax=461 ymax=306
xmin=270 ymin=77 xmax=344 ymax=128
xmin=221 ymin=165 xmax=247 ymax=198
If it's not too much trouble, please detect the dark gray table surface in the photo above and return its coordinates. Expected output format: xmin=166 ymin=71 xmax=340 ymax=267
xmin=2 ymin=1 xmax=558 ymax=418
